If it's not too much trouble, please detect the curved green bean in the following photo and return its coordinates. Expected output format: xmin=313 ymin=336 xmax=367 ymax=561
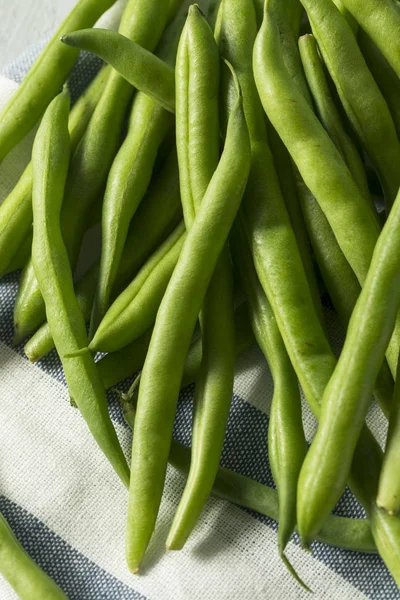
xmin=340 ymin=0 xmax=400 ymax=80
xmin=24 ymin=149 xmax=182 ymax=361
xmin=0 ymin=512 xmax=67 ymax=599
xmin=126 ymin=73 xmax=250 ymax=573
xmin=120 ymin=399 xmax=376 ymax=555
xmin=298 ymin=34 xmax=369 ymax=200
xmin=62 ymin=29 xmax=176 ymax=113
xmin=300 ymin=0 xmax=400 ymax=211
xmin=0 ymin=0 xmax=116 ymax=162
xmin=89 ymin=0 xmax=196 ymax=334
xmin=90 ymin=222 xmax=186 ymax=353
xmin=378 ymin=367 xmax=400 ymax=515
xmin=14 ymin=0 xmax=169 ymax=344
xmin=358 ymin=29 xmax=400 ymax=140
xmin=231 ymin=215 xmax=307 ymax=585
xmin=166 ymin=6 xmax=237 ymax=552
xmin=297 ymin=184 xmax=400 ymax=545
xmin=31 ymin=90 xmax=129 ymax=487
xmin=0 ymin=65 xmax=109 ymax=282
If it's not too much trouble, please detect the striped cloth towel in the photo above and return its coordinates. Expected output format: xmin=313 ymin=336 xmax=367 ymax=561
xmin=0 ymin=2 xmax=395 ymax=598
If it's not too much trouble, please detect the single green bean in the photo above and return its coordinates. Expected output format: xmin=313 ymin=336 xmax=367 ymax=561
xmin=331 ymin=0 xmax=358 ymax=32
xmin=297 ymin=183 xmax=400 ymax=545
xmin=0 ymin=512 xmax=67 ymax=599
xmin=299 ymin=34 xmax=370 ymax=200
xmin=120 ymin=399 xmax=377 ymax=555
xmin=231 ymin=215 xmax=308 ymax=586
xmin=24 ymin=149 xmax=182 ymax=361
xmin=14 ymin=0 xmax=170 ymax=344
xmin=300 ymin=0 xmax=400 ymax=211
xmin=0 ymin=65 xmax=109 ymax=282
xmin=90 ymin=223 xmax=186 ymax=353
xmin=253 ymin=0 xmax=303 ymax=36
xmin=254 ymin=1 xmax=400 ymax=584
xmin=126 ymin=73 xmax=250 ymax=573
xmin=31 ymin=90 xmax=129 ymax=487
xmin=0 ymin=0 xmax=116 ymax=162
xmin=167 ymin=6 xmax=236 ymax=552
xmin=340 ymin=0 xmax=400 ymax=80
xmin=89 ymin=0 xmax=198 ymax=334
xmin=62 ymin=29 xmax=176 ymax=113
xmin=296 ymin=178 xmax=394 ymax=418
xmin=358 ymin=29 xmax=400 ymax=140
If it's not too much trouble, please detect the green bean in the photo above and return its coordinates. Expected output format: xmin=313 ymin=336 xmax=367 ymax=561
xmin=253 ymin=0 xmax=303 ymax=36
xmin=331 ymin=0 xmax=358 ymax=32
xmin=231 ymin=216 xmax=308 ymax=587
xmin=126 ymin=71 xmax=250 ymax=572
xmin=358 ymin=29 xmax=400 ymax=140
xmin=300 ymin=0 xmax=400 ymax=211
xmin=298 ymin=34 xmax=370 ymax=200
xmin=296 ymin=178 xmax=394 ymax=418
xmin=62 ymin=29 xmax=176 ymax=113
xmin=3 ymin=231 xmax=32 ymax=275
xmin=120 ymin=398 xmax=377 ymax=555
xmin=14 ymin=0 xmax=170 ymax=344
xmin=96 ymin=301 xmax=255 ymax=392
xmin=378 ymin=366 xmax=400 ymax=515
xmin=0 ymin=512 xmax=67 ymax=599
xmin=266 ymin=123 xmax=325 ymax=327
xmin=166 ymin=6 xmax=237 ymax=552
xmin=297 ymin=183 xmax=400 ymax=544
xmin=31 ymin=91 xmax=129 ymax=487
xmin=254 ymin=1 xmax=400 ymax=584
xmin=24 ymin=149 xmax=182 ymax=361
xmin=0 ymin=0 xmax=116 ymax=163
xmin=90 ymin=223 xmax=186 ymax=353
xmin=340 ymin=0 xmax=400 ymax=80
xmin=0 ymin=65 xmax=109 ymax=282
xmin=89 ymin=0 xmax=196 ymax=334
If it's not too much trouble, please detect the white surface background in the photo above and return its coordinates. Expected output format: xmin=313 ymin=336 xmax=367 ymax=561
xmin=0 ymin=0 xmax=75 ymax=69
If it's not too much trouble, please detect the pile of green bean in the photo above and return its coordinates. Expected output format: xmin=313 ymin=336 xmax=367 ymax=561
xmin=2 ymin=0 xmax=400 ymax=594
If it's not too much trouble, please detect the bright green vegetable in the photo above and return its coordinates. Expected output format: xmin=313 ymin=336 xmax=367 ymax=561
xmin=0 ymin=0 xmax=116 ymax=162
xmin=90 ymin=222 xmax=186 ymax=353
xmin=231 ymin=215 xmax=308 ymax=587
xmin=24 ymin=149 xmax=182 ymax=362
xmin=126 ymin=69 xmax=250 ymax=573
xmin=0 ymin=65 xmax=109 ymax=282
xmin=120 ymin=397 xmax=377 ymax=555
xmin=0 ymin=512 xmax=67 ymax=599
xmin=31 ymin=90 xmax=129 ymax=488
xmin=300 ymin=0 xmax=400 ymax=211
xmin=14 ymin=0 xmax=170 ymax=344
xmin=167 ymin=6 xmax=235 ymax=552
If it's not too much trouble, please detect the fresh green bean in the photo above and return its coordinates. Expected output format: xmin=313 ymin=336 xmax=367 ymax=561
xmin=358 ymin=29 xmax=400 ymax=140
xmin=90 ymin=0 xmax=196 ymax=334
xmin=24 ymin=149 xmax=182 ymax=361
xmin=296 ymin=178 xmax=394 ymax=418
xmin=90 ymin=223 xmax=186 ymax=353
xmin=62 ymin=29 xmax=176 ymax=113
xmin=0 ymin=65 xmax=109 ymax=282
xmin=299 ymin=34 xmax=370 ymax=200
xmin=340 ymin=0 xmax=400 ymax=80
xmin=0 ymin=512 xmax=67 ymax=599
xmin=0 ymin=0 xmax=116 ymax=162
xmin=96 ymin=301 xmax=255 ymax=392
xmin=300 ymin=0 xmax=400 ymax=211
xmin=120 ymin=398 xmax=377 ymax=555
xmin=231 ymin=215 xmax=308 ymax=585
xmin=254 ymin=1 xmax=400 ymax=584
xmin=31 ymin=90 xmax=129 ymax=487
xmin=253 ymin=0 xmax=303 ymax=36
xmin=297 ymin=183 xmax=400 ymax=545
xmin=14 ymin=0 xmax=170 ymax=344
xmin=167 ymin=7 xmax=236 ymax=552
xmin=126 ymin=72 xmax=250 ymax=572
xmin=332 ymin=0 xmax=358 ymax=32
